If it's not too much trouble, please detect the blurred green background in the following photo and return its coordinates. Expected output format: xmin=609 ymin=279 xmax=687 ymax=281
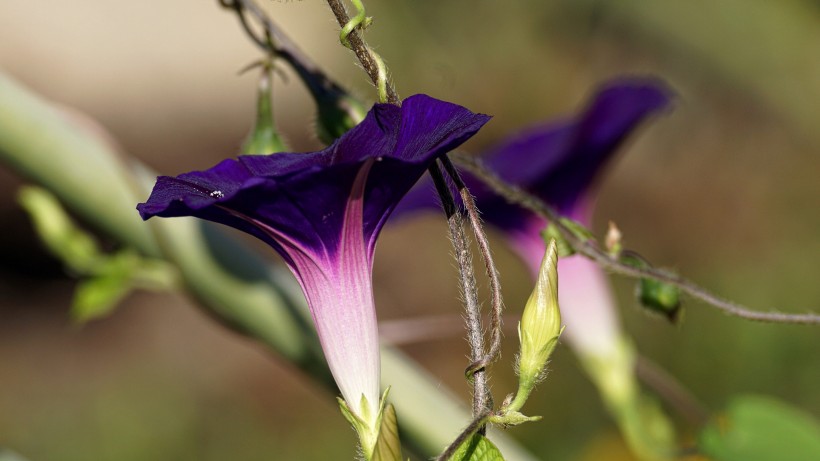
xmin=0 ymin=1 xmax=818 ymax=460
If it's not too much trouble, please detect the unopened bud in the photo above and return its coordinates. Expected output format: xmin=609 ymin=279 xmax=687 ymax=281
xmin=620 ymin=252 xmax=682 ymax=322
xmin=512 ymin=239 xmax=563 ymax=411
xmin=605 ymin=220 xmax=623 ymax=257
xmin=638 ymin=276 xmax=682 ymax=322
xmin=241 ymin=65 xmax=288 ymax=155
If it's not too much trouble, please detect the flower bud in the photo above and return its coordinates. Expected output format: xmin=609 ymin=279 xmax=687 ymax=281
xmin=605 ymin=220 xmax=623 ymax=256
xmin=511 ymin=239 xmax=563 ymax=411
xmin=241 ymin=65 xmax=288 ymax=155
xmin=620 ymin=252 xmax=682 ymax=322
xmin=638 ymin=276 xmax=681 ymax=322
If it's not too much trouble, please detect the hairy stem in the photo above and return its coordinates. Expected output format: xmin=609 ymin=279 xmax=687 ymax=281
xmin=325 ymin=0 xmax=399 ymax=104
xmin=441 ymin=157 xmax=505 ymax=370
xmin=429 ymin=162 xmax=492 ymax=420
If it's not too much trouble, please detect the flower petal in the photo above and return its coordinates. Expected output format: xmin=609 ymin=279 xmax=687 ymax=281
xmin=486 ymin=77 xmax=672 ymax=216
xmin=138 ymin=95 xmax=489 ymax=262
xmin=394 ymin=78 xmax=673 ymax=229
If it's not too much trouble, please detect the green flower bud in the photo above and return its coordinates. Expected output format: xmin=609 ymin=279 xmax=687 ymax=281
xmin=241 ymin=65 xmax=288 ymax=155
xmin=620 ymin=252 xmax=682 ymax=322
xmin=638 ymin=276 xmax=681 ymax=322
xmin=509 ymin=239 xmax=563 ymax=412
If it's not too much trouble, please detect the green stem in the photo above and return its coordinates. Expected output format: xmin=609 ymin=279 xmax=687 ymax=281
xmin=326 ymin=0 xmax=398 ymax=104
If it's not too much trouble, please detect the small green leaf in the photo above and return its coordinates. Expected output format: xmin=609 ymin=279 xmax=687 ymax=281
xmin=449 ymin=434 xmax=505 ymax=461
xmin=541 ymin=218 xmax=595 ymax=258
xmin=72 ymin=268 xmax=134 ymax=322
xmin=558 ymin=217 xmax=595 ymax=242
xmin=371 ymin=404 xmax=402 ymax=461
xmin=699 ymin=394 xmax=820 ymax=461
xmin=620 ymin=253 xmax=682 ymax=322
xmin=18 ymin=185 xmax=102 ymax=273
xmin=69 ymin=249 xmax=176 ymax=323
xmin=541 ymin=223 xmax=574 ymax=257
xmin=71 ymin=250 xmax=136 ymax=322
xmin=637 ymin=277 xmax=681 ymax=321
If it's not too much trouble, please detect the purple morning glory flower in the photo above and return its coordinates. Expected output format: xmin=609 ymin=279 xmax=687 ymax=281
xmin=395 ymin=78 xmax=673 ymax=358
xmin=137 ymin=94 xmax=490 ymax=420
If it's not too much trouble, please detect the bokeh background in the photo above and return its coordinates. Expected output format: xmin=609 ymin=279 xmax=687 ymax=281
xmin=1 ymin=1 xmax=818 ymax=460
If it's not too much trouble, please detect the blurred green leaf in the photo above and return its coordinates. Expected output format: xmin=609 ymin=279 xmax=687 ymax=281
xmin=542 ymin=223 xmax=575 ymax=258
xmin=637 ymin=276 xmax=681 ymax=321
xmin=18 ymin=185 xmax=102 ymax=273
xmin=448 ymin=434 xmax=505 ymax=461
xmin=699 ymin=394 xmax=820 ymax=461
xmin=19 ymin=186 xmax=178 ymax=323
xmin=620 ymin=252 xmax=682 ymax=322
xmin=71 ymin=254 xmax=136 ymax=322
xmin=70 ymin=250 xmax=177 ymax=323
xmin=372 ymin=404 xmax=402 ymax=461
xmin=542 ymin=218 xmax=595 ymax=258
xmin=0 ymin=449 xmax=29 ymax=461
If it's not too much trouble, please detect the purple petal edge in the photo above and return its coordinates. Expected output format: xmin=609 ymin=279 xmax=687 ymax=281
xmin=137 ymin=94 xmax=490 ymax=260
xmin=394 ymin=77 xmax=674 ymax=231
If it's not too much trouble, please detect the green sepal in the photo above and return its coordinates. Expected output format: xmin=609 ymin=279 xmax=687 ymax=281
xmin=488 ymin=410 xmax=542 ymax=427
xmin=512 ymin=328 xmax=563 ymax=414
xmin=338 ymin=388 xmax=393 ymax=460
xmin=448 ymin=433 xmax=505 ymax=461
xmin=241 ymin=65 xmax=288 ymax=155
xmin=699 ymin=395 xmax=820 ymax=461
xmin=371 ymin=403 xmax=402 ymax=461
